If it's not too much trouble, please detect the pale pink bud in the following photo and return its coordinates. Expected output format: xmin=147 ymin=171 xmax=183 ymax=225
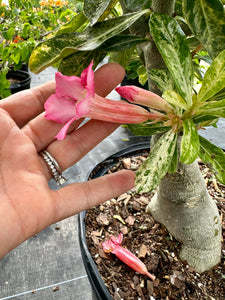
xmin=116 ymin=85 xmax=173 ymax=113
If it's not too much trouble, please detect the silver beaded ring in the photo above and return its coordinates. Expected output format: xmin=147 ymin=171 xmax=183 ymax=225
xmin=39 ymin=150 xmax=67 ymax=186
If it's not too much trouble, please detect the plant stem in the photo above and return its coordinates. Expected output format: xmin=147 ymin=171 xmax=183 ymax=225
xmin=142 ymin=0 xmax=175 ymax=94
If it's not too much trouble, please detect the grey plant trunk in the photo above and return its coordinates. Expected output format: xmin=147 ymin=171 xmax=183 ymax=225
xmin=146 ymin=159 xmax=221 ymax=273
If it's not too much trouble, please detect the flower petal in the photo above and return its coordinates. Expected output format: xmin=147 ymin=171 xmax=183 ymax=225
xmin=113 ymin=246 xmax=155 ymax=280
xmin=111 ymin=233 xmax=123 ymax=245
xmin=81 ymin=60 xmax=95 ymax=97
xmin=44 ymin=94 xmax=76 ymax=123
xmin=55 ymin=116 xmax=78 ymax=140
xmin=55 ymin=72 xmax=86 ymax=101
xmin=102 ymin=239 xmax=116 ymax=253
xmin=86 ymin=95 xmax=157 ymax=123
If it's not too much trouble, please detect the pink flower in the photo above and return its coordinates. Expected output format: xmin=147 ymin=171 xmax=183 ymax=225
xmin=102 ymin=233 xmax=156 ymax=280
xmin=44 ymin=61 xmax=158 ymax=140
xmin=116 ymin=85 xmax=173 ymax=113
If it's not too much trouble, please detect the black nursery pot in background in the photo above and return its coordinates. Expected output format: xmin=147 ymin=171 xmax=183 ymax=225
xmin=78 ymin=142 xmax=150 ymax=300
xmin=7 ymin=69 xmax=31 ymax=94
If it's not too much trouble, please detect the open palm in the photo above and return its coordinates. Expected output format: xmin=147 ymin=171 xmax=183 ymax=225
xmin=0 ymin=63 xmax=135 ymax=258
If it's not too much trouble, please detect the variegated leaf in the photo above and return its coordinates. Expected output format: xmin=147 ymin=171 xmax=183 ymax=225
xmin=197 ymin=49 xmax=225 ymax=102
xmin=135 ymin=130 xmax=177 ymax=193
xmin=84 ymin=0 xmax=116 ymax=26
xmin=196 ymin=99 xmax=225 ymax=118
xmin=162 ymin=90 xmax=188 ymax=110
xmin=123 ymin=0 xmax=150 ymax=11
xmin=77 ymin=10 xmax=150 ymax=51
xmin=183 ymin=0 xmax=225 ymax=59
xmin=180 ymin=119 xmax=199 ymax=164
xmin=199 ymin=135 xmax=225 ymax=184
xmin=127 ymin=122 xmax=170 ymax=136
xmin=168 ymin=143 xmax=178 ymax=174
xmin=56 ymin=12 xmax=88 ymax=35
xmin=148 ymin=69 xmax=175 ymax=93
xmin=29 ymin=9 xmax=150 ymax=73
xmin=149 ymin=13 xmax=193 ymax=105
xmin=58 ymin=50 xmax=105 ymax=75
xmin=29 ymin=35 xmax=84 ymax=73
xmin=99 ymin=35 xmax=148 ymax=52
xmin=193 ymin=115 xmax=219 ymax=127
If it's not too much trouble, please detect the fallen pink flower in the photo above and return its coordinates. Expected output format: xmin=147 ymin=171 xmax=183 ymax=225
xmin=102 ymin=233 xmax=156 ymax=280
xmin=44 ymin=61 xmax=158 ymax=140
xmin=116 ymin=85 xmax=173 ymax=113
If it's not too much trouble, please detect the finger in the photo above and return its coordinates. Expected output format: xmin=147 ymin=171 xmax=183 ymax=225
xmin=94 ymin=63 xmax=125 ymax=96
xmin=23 ymin=112 xmax=83 ymax=152
xmin=0 ymin=81 xmax=55 ymax=127
xmin=22 ymin=63 xmax=125 ymax=151
xmin=46 ymin=119 xmax=119 ymax=174
xmin=54 ymin=170 xmax=135 ymax=221
xmin=39 ymin=119 xmax=119 ymax=180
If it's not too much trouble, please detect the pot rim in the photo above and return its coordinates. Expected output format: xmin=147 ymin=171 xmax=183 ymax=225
xmin=7 ymin=69 xmax=31 ymax=82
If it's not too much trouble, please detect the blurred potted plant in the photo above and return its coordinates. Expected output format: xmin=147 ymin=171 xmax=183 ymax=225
xmin=0 ymin=0 xmax=76 ymax=98
xmin=29 ymin=0 xmax=225 ymax=298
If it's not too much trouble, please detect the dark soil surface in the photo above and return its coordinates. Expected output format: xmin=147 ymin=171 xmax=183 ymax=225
xmin=85 ymin=151 xmax=225 ymax=300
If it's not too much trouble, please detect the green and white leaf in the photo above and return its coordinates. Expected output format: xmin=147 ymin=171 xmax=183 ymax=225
xmin=58 ymin=50 xmax=105 ymax=76
xmin=29 ymin=9 xmax=150 ymax=73
xmin=168 ymin=143 xmax=178 ymax=174
xmin=199 ymin=135 xmax=225 ymax=185
xmin=83 ymin=0 xmax=114 ymax=26
xmin=127 ymin=122 xmax=170 ymax=136
xmin=196 ymin=99 xmax=225 ymax=118
xmin=135 ymin=130 xmax=177 ymax=193
xmin=148 ymin=69 xmax=175 ymax=93
xmin=99 ymin=35 xmax=148 ymax=52
xmin=183 ymin=0 xmax=225 ymax=59
xmin=192 ymin=114 xmax=219 ymax=127
xmin=56 ymin=12 xmax=88 ymax=35
xmin=163 ymin=90 xmax=188 ymax=110
xmin=211 ymin=88 xmax=225 ymax=102
xmin=123 ymin=0 xmax=151 ymax=11
xmin=197 ymin=49 xmax=225 ymax=102
xmin=180 ymin=119 xmax=199 ymax=164
xmin=149 ymin=13 xmax=193 ymax=105
xmin=29 ymin=35 xmax=84 ymax=73
xmin=108 ymin=47 xmax=136 ymax=67
xmin=77 ymin=10 xmax=150 ymax=51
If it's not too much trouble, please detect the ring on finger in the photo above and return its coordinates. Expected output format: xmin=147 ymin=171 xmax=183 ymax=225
xmin=39 ymin=150 xmax=67 ymax=186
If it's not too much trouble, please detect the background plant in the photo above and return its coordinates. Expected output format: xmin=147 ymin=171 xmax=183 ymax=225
xmin=29 ymin=0 xmax=225 ymax=273
xmin=0 ymin=0 xmax=79 ymax=98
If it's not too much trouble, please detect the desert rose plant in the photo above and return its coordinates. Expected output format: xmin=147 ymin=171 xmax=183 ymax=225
xmin=29 ymin=0 xmax=225 ymax=273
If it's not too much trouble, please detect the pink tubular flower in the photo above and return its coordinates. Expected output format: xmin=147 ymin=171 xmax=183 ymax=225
xmin=116 ymin=85 xmax=173 ymax=113
xmin=44 ymin=61 xmax=158 ymax=140
xmin=102 ymin=233 xmax=156 ymax=280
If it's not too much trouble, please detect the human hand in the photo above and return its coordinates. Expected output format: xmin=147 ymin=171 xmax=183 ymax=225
xmin=0 ymin=63 xmax=135 ymax=259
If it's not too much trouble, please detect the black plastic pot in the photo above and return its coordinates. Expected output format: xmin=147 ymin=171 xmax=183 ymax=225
xmin=78 ymin=142 xmax=150 ymax=300
xmin=7 ymin=69 xmax=31 ymax=94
